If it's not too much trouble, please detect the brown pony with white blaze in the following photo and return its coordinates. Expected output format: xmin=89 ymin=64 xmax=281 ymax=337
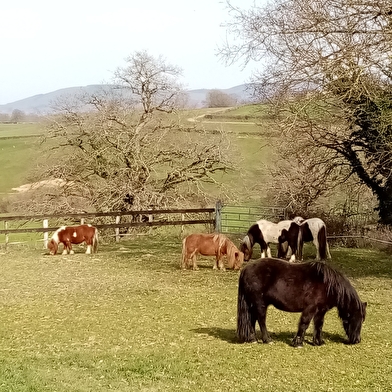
xmin=48 ymin=224 xmax=99 ymax=255
xmin=181 ymin=233 xmax=244 ymax=271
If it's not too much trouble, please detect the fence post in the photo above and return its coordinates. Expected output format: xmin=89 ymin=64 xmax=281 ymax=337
xmin=5 ymin=221 xmax=8 ymax=250
xmin=215 ymin=200 xmax=222 ymax=233
xmin=181 ymin=213 xmax=185 ymax=237
xmin=43 ymin=219 xmax=49 ymax=249
xmin=115 ymin=216 xmax=120 ymax=242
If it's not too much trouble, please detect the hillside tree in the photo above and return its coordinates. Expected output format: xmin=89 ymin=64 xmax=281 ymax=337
xmin=204 ymin=89 xmax=238 ymax=107
xmin=221 ymin=0 xmax=392 ymax=224
xmin=18 ymin=51 xmax=232 ymax=214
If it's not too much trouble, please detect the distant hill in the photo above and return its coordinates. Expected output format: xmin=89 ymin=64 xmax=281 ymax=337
xmin=0 ymin=84 xmax=252 ymax=114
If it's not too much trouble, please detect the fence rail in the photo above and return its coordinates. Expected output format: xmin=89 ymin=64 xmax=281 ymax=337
xmin=0 ymin=207 xmax=216 ymax=248
xmin=1 ymin=203 xmax=390 ymax=249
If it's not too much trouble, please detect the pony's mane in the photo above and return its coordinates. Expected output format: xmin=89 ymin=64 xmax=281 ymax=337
xmin=51 ymin=226 xmax=66 ymax=243
xmin=310 ymin=262 xmax=362 ymax=311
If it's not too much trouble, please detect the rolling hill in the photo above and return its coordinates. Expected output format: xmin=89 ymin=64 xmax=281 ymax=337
xmin=0 ymin=84 xmax=252 ymax=114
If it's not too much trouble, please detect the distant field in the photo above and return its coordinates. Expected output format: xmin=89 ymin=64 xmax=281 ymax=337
xmin=0 ymin=236 xmax=390 ymax=391
xmin=0 ymin=108 xmax=274 ymax=204
xmin=0 ymin=122 xmax=43 ymax=138
xmin=0 ymin=127 xmax=43 ymax=193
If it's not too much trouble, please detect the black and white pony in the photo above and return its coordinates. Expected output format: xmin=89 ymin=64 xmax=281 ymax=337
xmin=240 ymin=219 xmax=295 ymax=261
xmin=278 ymin=217 xmax=331 ymax=261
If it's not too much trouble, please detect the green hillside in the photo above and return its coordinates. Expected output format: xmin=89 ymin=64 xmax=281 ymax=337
xmin=0 ymin=106 xmax=274 ymax=205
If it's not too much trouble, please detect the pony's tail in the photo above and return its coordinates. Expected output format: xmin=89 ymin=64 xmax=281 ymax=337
xmin=318 ymin=225 xmax=327 ymax=260
xmin=92 ymin=228 xmax=99 ymax=253
xmin=237 ymin=272 xmax=256 ymax=342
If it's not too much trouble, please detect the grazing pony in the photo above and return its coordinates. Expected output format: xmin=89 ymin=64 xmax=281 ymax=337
xmin=240 ymin=219 xmax=293 ymax=261
xmin=237 ymin=258 xmax=367 ymax=347
xmin=48 ymin=224 xmax=99 ymax=255
xmin=181 ymin=233 xmax=244 ymax=271
xmin=278 ymin=217 xmax=331 ymax=261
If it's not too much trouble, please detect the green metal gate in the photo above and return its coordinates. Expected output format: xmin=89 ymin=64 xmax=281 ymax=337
xmin=215 ymin=202 xmax=287 ymax=235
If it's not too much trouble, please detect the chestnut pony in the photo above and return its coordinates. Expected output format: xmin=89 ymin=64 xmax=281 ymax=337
xmin=181 ymin=233 xmax=244 ymax=271
xmin=48 ymin=224 xmax=98 ymax=255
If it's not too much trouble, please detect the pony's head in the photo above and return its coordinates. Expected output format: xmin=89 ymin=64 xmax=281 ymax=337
xmin=47 ymin=238 xmax=58 ymax=255
xmin=240 ymin=235 xmax=252 ymax=261
xmin=339 ymin=301 xmax=367 ymax=344
xmin=226 ymin=240 xmax=244 ymax=270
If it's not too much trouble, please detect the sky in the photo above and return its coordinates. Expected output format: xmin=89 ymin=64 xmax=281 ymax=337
xmin=0 ymin=0 xmax=262 ymax=105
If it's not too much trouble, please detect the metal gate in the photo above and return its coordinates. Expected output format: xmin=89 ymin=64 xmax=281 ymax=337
xmin=215 ymin=202 xmax=287 ymax=235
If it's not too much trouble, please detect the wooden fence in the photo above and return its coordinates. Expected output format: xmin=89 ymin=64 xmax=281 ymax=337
xmin=0 ymin=207 xmax=216 ymax=249
xmin=1 ymin=203 xmax=390 ymax=249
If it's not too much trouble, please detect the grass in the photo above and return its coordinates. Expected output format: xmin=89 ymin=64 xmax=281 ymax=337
xmin=0 ymin=235 xmax=391 ymax=391
xmin=0 ymin=123 xmax=43 ymax=138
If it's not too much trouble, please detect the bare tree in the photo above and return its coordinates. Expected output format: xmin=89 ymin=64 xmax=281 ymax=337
xmin=16 ymin=51 xmax=232 ymax=214
xmin=10 ymin=109 xmax=25 ymax=122
xmin=221 ymin=0 xmax=392 ymax=223
xmin=204 ymin=89 xmax=238 ymax=107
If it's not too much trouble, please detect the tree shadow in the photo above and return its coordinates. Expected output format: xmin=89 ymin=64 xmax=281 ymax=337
xmin=191 ymin=327 xmax=345 ymax=346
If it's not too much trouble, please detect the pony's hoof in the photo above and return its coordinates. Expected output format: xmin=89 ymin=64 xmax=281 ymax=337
xmin=291 ymin=337 xmax=303 ymax=347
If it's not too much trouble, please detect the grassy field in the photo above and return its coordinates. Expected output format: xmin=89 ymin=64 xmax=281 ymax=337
xmin=0 ymin=236 xmax=391 ymax=392
xmin=0 ymin=123 xmax=44 ymax=194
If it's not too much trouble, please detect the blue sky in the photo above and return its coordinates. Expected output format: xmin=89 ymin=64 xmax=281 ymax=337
xmin=0 ymin=0 xmax=261 ymax=104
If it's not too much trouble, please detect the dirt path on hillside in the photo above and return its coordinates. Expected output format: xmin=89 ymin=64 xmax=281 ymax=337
xmin=187 ymin=108 xmax=256 ymax=125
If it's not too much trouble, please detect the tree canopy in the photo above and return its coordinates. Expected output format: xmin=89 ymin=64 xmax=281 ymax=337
xmin=17 ymin=51 xmax=232 ymax=214
xmin=221 ymin=0 xmax=392 ymax=223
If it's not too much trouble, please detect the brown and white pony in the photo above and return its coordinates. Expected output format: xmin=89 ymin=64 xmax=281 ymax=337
xmin=48 ymin=224 xmax=99 ymax=255
xmin=181 ymin=233 xmax=244 ymax=271
xmin=278 ymin=217 xmax=331 ymax=261
xmin=240 ymin=219 xmax=296 ymax=261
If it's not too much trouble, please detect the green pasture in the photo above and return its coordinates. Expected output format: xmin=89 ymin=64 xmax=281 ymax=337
xmin=0 ymin=123 xmax=43 ymax=138
xmin=0 ymin=236 xmax=391 ymax=392
xmin=0 ymin=108 xmax=271 ymax=200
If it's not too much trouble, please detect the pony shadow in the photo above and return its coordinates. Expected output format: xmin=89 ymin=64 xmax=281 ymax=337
xmin=191 ymin=327 xmax=237 ymax=343
xmin=192 ymin=327 xmax=345 ymax=346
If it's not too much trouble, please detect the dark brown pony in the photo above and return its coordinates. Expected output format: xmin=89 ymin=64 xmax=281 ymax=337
xmin=48 ymin=224 xmax=98 ymax=255
xmin=237 ymin=258 xmax=366 ymax=347
xmin=181 ymin=233 xmax=244 ymax=271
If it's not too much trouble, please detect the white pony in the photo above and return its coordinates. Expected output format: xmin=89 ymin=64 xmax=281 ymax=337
xmin=240 ymin=219 xmax=294 ymax=261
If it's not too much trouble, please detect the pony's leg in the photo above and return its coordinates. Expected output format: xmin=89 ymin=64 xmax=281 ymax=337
xmin=312 ymin=310 xmax=327 ymax=346
xmin=254 ymin=300 xmax=271 ymax=343
xmin=292 ymin=307 xmax=316 ymax=347
xmin=213 ymin=254 xmax=219 ymax=270
xmin=62 ymin=242 xmax=68 ymax=255
xmin=68 ymin=243 xmax=74 ymax=255
xmin=217 ymin=256 xmax=225 ymax=271
xmin=289 ymin=247 xmax=296 ymax=262
xmin=86 ymin=244 xmax=92 ymax=254
xmin=314 ymin=239 xmax=320 ymax=260
xmin=192 ymin=254 xmax=198 ymax=271
xmin=266 ymin=246 xmax=272 ymax=258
